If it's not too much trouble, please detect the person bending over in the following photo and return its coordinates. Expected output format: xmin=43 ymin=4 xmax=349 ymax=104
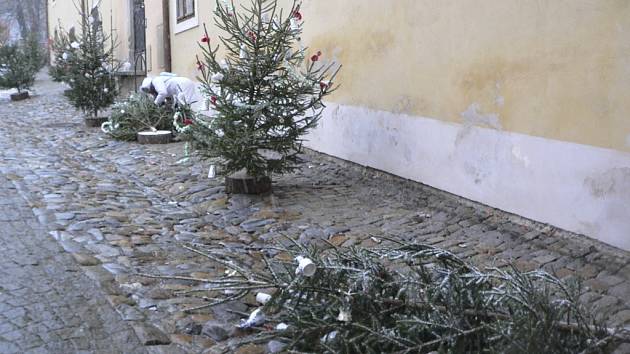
xmin=140 ymin=75 xmax=199 ymax=107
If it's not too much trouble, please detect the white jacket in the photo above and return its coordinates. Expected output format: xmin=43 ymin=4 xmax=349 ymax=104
xmin=144 ymin=76 xmax=200 ymax=106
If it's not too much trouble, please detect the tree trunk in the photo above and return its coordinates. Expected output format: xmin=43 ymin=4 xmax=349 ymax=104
xmin=137 ymin=131 xmax=172 ymax=144
xmin=225 ymin=172 xmax=272 ymax=195
xmin=85 ymin=117 xmax=108 ymax=127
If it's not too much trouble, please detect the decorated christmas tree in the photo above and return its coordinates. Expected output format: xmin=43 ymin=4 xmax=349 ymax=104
xmin=49 ymin=26 xmax=77 ymax=83
xmin=64 ymin=4 xmax=119 ymax=122
xmin=189 ymin=0 xmax=340 ymax=193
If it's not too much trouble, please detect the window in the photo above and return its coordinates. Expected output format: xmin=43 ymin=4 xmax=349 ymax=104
xmin=172 ymin=0 xmax=198 ymax=34
xmin=176 ymin=0 xmax=195 ymax=23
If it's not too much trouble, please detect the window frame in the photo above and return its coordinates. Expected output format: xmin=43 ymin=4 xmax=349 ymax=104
xmin=172 ymin=0 xmax=198 ymax=34
xmin=176 ymin=0 xmax=195 ymax=23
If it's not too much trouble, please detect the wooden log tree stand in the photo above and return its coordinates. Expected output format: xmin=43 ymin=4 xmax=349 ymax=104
xmin=137 ymin=130 xmax=173 ymax=144
xmin=225 ymin=170 xmax=272 ymax=194
xmin=85 ymin=117 xmax=109 ymax=128
xmin=10 ymin=92 xmax=29 ymax=101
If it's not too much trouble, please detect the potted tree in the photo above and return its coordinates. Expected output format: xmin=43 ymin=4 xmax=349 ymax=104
xmin=188 ymin=0 xmax=340 ymax=194
xmin=0 ymin=40 xmax=40 ymax=101
xmin=64 ymin=5 xmax=119 ymax=127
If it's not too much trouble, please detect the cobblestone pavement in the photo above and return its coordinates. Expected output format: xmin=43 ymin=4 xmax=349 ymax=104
xmin=0 ymin=177 xmax=147 ymax=353
xmin=0 ymin=75 xmax=629 ymax=353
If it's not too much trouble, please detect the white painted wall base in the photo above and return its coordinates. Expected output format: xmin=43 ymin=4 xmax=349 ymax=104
xmin=305 ymin=103 xmax=630 ymax=251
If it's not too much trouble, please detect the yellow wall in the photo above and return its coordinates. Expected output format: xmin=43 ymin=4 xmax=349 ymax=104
xmin=145 ymin=0 xmax=165 ymax=75
xmin=168 ymin=0 xmax=630 ymax=153
xmin=48 ymin=0 xmax=133 ymax=66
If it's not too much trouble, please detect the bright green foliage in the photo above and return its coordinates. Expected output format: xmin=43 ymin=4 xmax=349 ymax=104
xmin=64 ymin=6 xmax=119 ymax=118
xmin=190 ymin=0 xmax=340 ymax=178
xmin=0 ymin=41 xmax=39 ymax=93
xmin=102 ymin=92 xmax=174 ymax=141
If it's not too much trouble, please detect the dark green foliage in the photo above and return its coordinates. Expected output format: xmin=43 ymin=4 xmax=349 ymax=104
xmin=102 ymin=92 xmax=174 ymax=141
xmin=64 ymin=5 xmax=119 ymax=118
xmin=24 ymin=33 xmax=46 ymax=72
xmin=157 ymin=238 xmax=623 ymax=354
xmin=49 ymin=26 xmax=75 ymax=83
xmin=190 ymin=0 xmax=340 ymax=178
xmin=0 ymin=41 xmax=39 ymax=93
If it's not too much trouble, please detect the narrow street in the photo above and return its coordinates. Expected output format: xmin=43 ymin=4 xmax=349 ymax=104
xmin=0 ymin=75 xmax=628 ymax=353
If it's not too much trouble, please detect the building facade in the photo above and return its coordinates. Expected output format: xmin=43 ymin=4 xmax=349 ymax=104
xmin=48 ymin=0 xmax=630 ymax=251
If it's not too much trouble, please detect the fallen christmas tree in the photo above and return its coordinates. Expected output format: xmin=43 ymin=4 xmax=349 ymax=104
xmin=141 ymin=237 xmax=628 ymax=353
xmin=101 ymin=92 xmax=174 ymax=141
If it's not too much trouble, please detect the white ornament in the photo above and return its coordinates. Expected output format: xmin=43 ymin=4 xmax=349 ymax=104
xmin=276 ymin=323 xmax=288 ymax=331
xmin=220 ymin=59 xmax=229 ymax=70
xmin=88 ymin=16 xmax=95 ymax=24
xmin=211 ymin=72 xmax=224 ymax=83
xmin=337 ymin=309 xmax=352 ymax=322
xmin=256 ymin=292 xmax=272 ymax=305
xmin=238 ymin=308 xmax=266 ymax=328
xmin=290 ymin=18 xmax=299 ymax=31
xmin=208 ymin=165 xmax=216 ymax=178
xmin=240 ymin=44 xmax=249 ymax=59
xmin=321 ymin=331 xmax=338 ymax=344
xmin=295 ymin=256 xmax=316 ymax=277
xmin=70 ymin=41 xmax=80 ymax=49
xmin=103 ymin=88 xmax=109 ymax=93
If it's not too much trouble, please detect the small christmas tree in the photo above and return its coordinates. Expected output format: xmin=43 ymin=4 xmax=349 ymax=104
xmin=24 ymin=33 xmax=47 ymax=73
xmin=65 ymin=4 xmax=119 ymax=120
xmin=0 ymin=40 xmax=39 ymax=100
xmin=49 ymin=26 xmax=76 ymax=83
xmin=191 ymin=0 xmax=340 ymax=193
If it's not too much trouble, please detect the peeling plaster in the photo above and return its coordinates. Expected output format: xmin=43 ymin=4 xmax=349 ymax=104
xmin=584 ymin=167 xmax=630 ymax=199
xmin=456 ymin=103 xmax=502 ymax=144
xmin=460 ymin=103 xmax=502 ymax=130
xmin=511 ymin=146 xmax=530 ymax=168
xmin=494 ymin=82 xmax=505 ymax=107
xmin=307 ymin=102 xmax=630 ymax=250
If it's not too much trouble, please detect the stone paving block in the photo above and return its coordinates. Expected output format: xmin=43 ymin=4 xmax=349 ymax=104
xmin=133 ymin=323 xmax=172 ymax=346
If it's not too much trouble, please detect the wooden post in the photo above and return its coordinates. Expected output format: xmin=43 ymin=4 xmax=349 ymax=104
xmin=162 ymin=0 xmax=171 ymax=72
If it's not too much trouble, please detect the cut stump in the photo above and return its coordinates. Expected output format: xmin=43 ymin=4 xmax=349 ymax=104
xmin=10 ymin=92 xmax=29 ymax=101
xmin=225 ymin=172 xmax=272 ymax=195
xmin=137 ymin=130 xmax=172 ymax=144
xmin=85 ymin=117 xmax=108 ymax=128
